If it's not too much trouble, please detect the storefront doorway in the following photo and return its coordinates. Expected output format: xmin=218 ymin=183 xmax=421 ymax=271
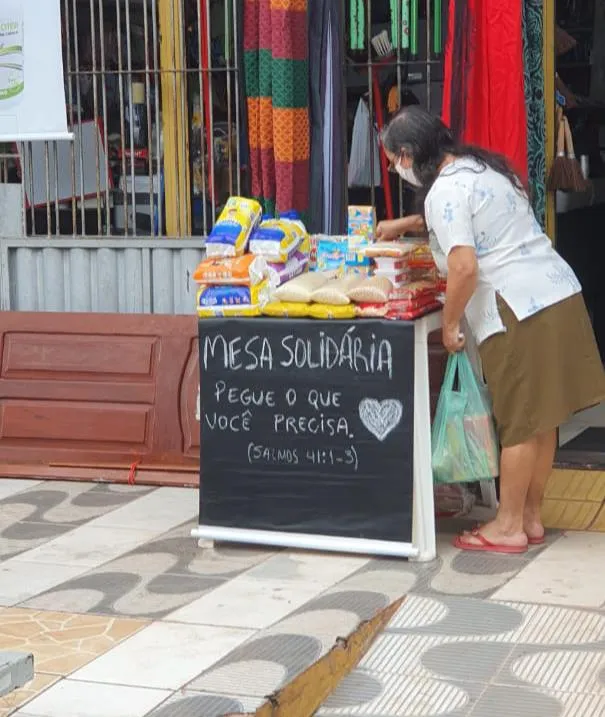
xmin=551 ymin=0 xmax=605 ymax=464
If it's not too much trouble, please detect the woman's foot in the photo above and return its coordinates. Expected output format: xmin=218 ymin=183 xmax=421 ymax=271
xmin=523 ymin=513 xmax=545 ymax=545
xmin=455 ymin=521 xmax=528 ymax=554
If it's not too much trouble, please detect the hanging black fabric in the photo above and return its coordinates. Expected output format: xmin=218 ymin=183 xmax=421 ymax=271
xmin=308 ymin=0 xmax=346 ymax=234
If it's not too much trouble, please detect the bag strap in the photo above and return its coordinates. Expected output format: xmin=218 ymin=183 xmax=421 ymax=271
xmin=442 ymin=353 xmax=460 ymax=391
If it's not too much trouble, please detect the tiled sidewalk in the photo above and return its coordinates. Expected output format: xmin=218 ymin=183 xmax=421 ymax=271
xmin=0 ymin=478 xmax=604 ymax=716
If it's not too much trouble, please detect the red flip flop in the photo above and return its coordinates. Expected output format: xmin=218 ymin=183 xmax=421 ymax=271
xmin=453 ymin=528 xmax=528 ymax=554
xmin=472 ymin=522 xmax=545 ymax=547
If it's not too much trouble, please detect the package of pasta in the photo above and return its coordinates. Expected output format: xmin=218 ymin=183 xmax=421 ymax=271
xmin=196 ymin=280 xmax=271 ymax=309
xmin=274 ymin=272 xmax=334 ymax=303
xmin=266 ymin=251 xmax=308 ymax=288
xmin=346 ymin=276 xmax=393 ymax=304
xmin=385 ymin=298 xmax=442 ymax=321
xmin=355 ymin=303 xmax=389 ymax=318
xmin=206 ymin=196 xmax=262 ymax=257
xmin=193 ymin=255 xmax=268 ymax=286
xmin=407 ymin=243 xmax=436 ymax=269
xmin=389 ymin=280 xmax=438 ymax=302
xmin=364 ymin=241 xmax=420 ymax=259
xmin=308 ymin=303 xmax=357 ymax=320
xmin=262 ymin=301 xmax=311 ymax=318
xmin=311 ymin=276 xmax=363 ymax=306
xmin=249 ymin=218 xmax=308 ymax=263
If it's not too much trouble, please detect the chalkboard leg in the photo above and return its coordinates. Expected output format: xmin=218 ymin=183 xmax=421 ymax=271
xmin=197 ymin=539 xmax=214 ymax=550
xmin=410 ymin=314 xmax=440 ymax=562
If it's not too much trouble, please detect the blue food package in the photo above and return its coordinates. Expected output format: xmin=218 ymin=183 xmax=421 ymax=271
xmin=197 ymin=285 xmax=252 ymax=307
xmin=316 ymin=237 xmax=347 ymax=276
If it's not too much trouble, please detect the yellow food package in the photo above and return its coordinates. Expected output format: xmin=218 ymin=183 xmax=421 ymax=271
xmin=249 ymin=218 xmax=308 ymax=263
xmin=307 ymin=303 xmax=357 ymax=320
xmin=261 ymin=301 xmax=311 ymax=318
xmin=197 ymin=304 xmax=261 ymax=318
xmin=206 ymin=196 xmax=262 ymax=257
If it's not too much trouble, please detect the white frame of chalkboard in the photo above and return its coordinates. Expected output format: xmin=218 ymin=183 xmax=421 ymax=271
xmin=192 ymin=311 xmax=442 ymax=562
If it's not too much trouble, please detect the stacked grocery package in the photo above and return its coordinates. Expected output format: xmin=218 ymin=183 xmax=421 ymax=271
xmin=193 ymin=197 xmax=445 ymax=321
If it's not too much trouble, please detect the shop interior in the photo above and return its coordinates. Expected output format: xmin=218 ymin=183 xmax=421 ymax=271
xmin=554 ymin=0 xmax=605 ymax=462
xmin=0 ymin=0 xmax=446 ymax=238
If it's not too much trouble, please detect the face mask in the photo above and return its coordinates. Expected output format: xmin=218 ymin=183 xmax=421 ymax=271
xmin=396 ymin=162 xmax=422 ymax=187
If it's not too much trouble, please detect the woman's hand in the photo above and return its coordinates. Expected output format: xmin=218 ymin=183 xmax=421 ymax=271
xmin=376 ymin=219 xmax=406 ymax=241
xmin=442 ymin=323 xmax=466 ymax=353
xmin=376 ymin=214 xmax=426 ymax=241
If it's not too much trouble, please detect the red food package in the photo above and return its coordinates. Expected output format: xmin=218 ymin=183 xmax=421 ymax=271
xmin=390 ymin=280 xmax=437 ymax=301
xmin=355 ymin=302 xmax=389 ymax=318
xmin=385 ymin=298 xmax=442 ymax=321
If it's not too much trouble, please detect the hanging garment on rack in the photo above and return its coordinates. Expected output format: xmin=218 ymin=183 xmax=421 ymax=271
xmin=243 ymin=0 xmax=310 ymax=216
xmin=442 ymin=0 xmax=527 ymax=182
xmin=308 ymin=0 xmax=347 ymax=233
xmin=350 ymin=0 xmax=365 ymax=49
xmin=348 ymin=98 xmax=381 ymax=188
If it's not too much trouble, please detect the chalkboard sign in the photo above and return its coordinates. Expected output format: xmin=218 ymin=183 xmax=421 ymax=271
xmin=198 ymin=318 xmax=415 ymax=543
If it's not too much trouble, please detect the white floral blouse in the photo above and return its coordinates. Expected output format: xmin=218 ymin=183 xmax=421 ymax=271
xmin=425 ymin=157 xmax=582 ymax=345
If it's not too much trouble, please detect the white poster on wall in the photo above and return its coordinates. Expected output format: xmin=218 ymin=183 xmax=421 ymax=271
xmin=0 ymin=0 xmax=71 ymax=141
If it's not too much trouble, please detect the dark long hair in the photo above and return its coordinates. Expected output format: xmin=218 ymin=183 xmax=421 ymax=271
xmin=381 ymin=106 xmax=526 ymax=201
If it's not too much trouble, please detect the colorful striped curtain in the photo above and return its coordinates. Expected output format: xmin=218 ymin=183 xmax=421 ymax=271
xmin=243 ymin=0 xmax=310 ymax=217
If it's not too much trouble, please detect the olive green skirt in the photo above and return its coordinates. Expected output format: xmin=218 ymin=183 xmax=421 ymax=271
xmin=479 ymin=293 xmax=605 ymax=447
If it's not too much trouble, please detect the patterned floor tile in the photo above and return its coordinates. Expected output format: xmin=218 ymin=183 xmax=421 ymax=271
xmin=21 ymin=525 xmax=274 ymax=618
xmin=13 ymin=679 xmax=170 ymax=717
xmin=491 ymin=532 xmax=605 ymax=607
xmin=167 ymin=552 xmax=368 ymax=629
xmin=0 ymin=483 xmax=152 ymax=561
xmin=0 ymin=608 xmax=146 ymax=676
xmin=146 ymin=691 xmax=264 ymax=717
xmin=0 ymin=673 xmax=59 ymax=715
xmin=323 ymin=593 xmax=605 ymax=717
xmin=70 ymin=622 xmax=253 ymax=690
xmin=0 ymin=481 xmax=42 ymax=502
xmin=315 ymin=672 xmax=479 ymax=716
xmin=0 ymin=561 xmax=85 ymax=608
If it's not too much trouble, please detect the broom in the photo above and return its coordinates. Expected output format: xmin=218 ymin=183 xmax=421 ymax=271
xmin=563 ymin=116 xmax=590 ymax=192
xmin=547 ymin=109 xmax=568 ymax=191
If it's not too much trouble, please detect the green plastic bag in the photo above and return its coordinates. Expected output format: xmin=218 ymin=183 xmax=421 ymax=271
xmin=432 ymin=351 xmax=500 ymax=484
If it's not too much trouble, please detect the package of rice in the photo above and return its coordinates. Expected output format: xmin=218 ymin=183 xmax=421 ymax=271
xmin=308 ymin=303 xmax=357 ymax=320
xmin=347 ymin=276 xmax=393 ymax=304
xmin=206 ymin=196 xmax=262 ymax=257
xmin=249 ymin=217 xmax=308 ymax=263
xmin=197 ymin=304 xmax=262 ymax=318
xmin=274 ymin=272 xmax=333 ymax=303
xmin=262 ymin=301 xmax=311 ymax=318
xmin=266 ymin=251 xmax=308 ymax=288
xmin=311 ymin=276 xmax=363 ymax=305
xmin=193 ymin=254 xmax=267 ymax=286
xmin=196 ymin=280 xmax=271 ymax=308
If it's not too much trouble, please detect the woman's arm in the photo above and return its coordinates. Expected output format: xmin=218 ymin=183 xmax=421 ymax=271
xmin=376 ymin=214 xmax=426 ymax=240
xmin=442 ymin=246 xmax=478 ymax=353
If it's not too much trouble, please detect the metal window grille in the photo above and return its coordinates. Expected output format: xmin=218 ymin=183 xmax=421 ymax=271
xmin=346 ymin=0 xmax=445 ymax=220
xmin=0 ymin=0 xmax=443 ymax=239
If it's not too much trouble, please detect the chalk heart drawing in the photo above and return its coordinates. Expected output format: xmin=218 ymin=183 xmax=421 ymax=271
xmin=359 ymin=398 xmax=403 ymax=441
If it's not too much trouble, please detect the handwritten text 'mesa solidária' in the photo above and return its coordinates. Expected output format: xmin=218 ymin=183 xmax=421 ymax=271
xmin=202 ymin=328 xmax=394 ymax=378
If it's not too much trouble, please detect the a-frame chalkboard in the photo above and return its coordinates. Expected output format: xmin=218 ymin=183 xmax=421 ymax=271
xmin=197 ymin=318 xmax=415 ymax=547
